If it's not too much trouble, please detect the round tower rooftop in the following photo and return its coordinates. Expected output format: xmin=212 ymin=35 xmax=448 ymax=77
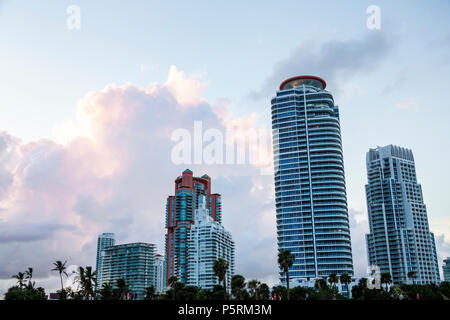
xmin=279 ymin=75 xmax=326 ymax=90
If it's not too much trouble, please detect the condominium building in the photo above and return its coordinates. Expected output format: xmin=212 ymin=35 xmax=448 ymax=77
xmin=365 ymin=145 xmax=440 ymax=284
xmin=165 ymin=170 xmax=222 ymax=285
xmin=101 ymin=242 xmax=156 ymax=299
xmin=443 ymin=257 xmax=450 ymax=282
xmin=271 ymin=76 xmax=354 ymax=283
xmin=187 ymin=196 xmax=235 ymax=291
xmin=154 ymin=254 xmax=165 ymax=294
xmin=95 ymin=232 xmax=115 ymax=291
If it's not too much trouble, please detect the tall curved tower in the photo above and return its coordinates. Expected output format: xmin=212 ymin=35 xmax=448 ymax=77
xmin=272 ymin=76 xmax=354 ymax=283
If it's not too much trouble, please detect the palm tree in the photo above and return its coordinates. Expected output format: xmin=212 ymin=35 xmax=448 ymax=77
xmin=315 ymin=278 xmax=327 ymax=300
xmin=407 ymin=271 xmax=416 ymax=285
xmin=258 ymin=283 xmax=270 ymax=300
xmin=380 ymin=272 xmax=392 ymax=292
xmin=25 ymin=267 xmax=33 ymax=286
xmin=328 ymin=273 xmax=338 ymax=290
xmin=145 ymin=286 xmax=155 ymax=300
xmin=168 ymin=276 xmax=178 ymax=300
xmin=116 ymin=278 xmax=129 ymax=300
xmin=99 ymin=283 xmax=114 ymax=300
xmin=51 ymin=260 xmax=68 ymax=300
xmin=248 ymin=280 xmax=261 ymax=300
xmin=75 ymin=266 xmax=86 ymax=298
xmin=84 ymin=266 xmax=96 ymax=299
xmin=231 ymin=275 xmax=246 ymax=300
xmin=75 ymin=266 xmax=96 ymax=299
xmin=12 ymin=272 xmax=26 ymax=289
xmin=213 ymin=258 xmax=229 ymax=300
xmin=278 ymin=250 xmax=294 ymax=300
xmin=339 ymin=273 xmax=352 ymax=297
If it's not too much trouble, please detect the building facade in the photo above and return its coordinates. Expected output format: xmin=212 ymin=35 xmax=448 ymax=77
xmin=271 ymin=76 xmax=354 ymax=283
xmin=187 ymin=196 xmax=235 ymax=291
xmin=101 ymin=242 xmax=156 ymax=299
xmin=154 ymin=254 xmax=165 ymax=294
xmin=95 ymin=232 xmax=115 ymax=291
xmin=365 ymin=145 xmax=440 ymax=284
xmin=443 ymin=258 xmax=450 ymax=282
xmin=165 ymin=170 xmax=221 ymax=285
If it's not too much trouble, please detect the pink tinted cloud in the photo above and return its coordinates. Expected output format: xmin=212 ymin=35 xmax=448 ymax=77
xmin=0 ymin=67 xmax=278 ymax=294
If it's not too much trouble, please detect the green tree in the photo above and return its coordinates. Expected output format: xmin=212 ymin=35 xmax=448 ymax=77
xmin=380 ymin=273 xmax=392 ymax=292
xmin=196 ymin=289 xmax=211 ymax=300
xmin=210 ymin=284 xmax=227 ymax=300
xmin=115 ymin=278 xmax=129 ymax=300
xmin=339 ymin=273 xmax=352 ymax=298
xmin=351 ymin=278 xmax=367 ymax=300
xmin=258 ymin=283 xmax=270 ymax=300
xmin=440 ymin=281 xmax=450 ymax=299
xmin=231 ymin=275 xmax=246 ymax=300
xmin=248 ymin=280 xmax=261 ymax=300
xmin=4 ymin=285 xmax=47 ymax=300
xmin=12 ymin=272 xmax=26 ymax=289
xmin=99 ymin=283 xmax=115 ymax=300
xmin=278 ymin=250 xmax=294 ymax=300
xmin=168 ymin=276 xmax=179 ymax=300
xmin=407 ymin=271 xmax=416 ymax=285
xmin=390 ymin=286 xmax=407 ymax=300
xmin=272 ymin=285 xmax=287 ymax=300
xmin=328 ymin=273 xmax=338 ymax=298
xmin=145 ymin=285 xmax=155 ymax=300
xmin=315 ymin=278 xmax=329 ymax=300
xmin=75 ymin=266 xmax=96 ymax=299
xmin=25 ymin=267 xmax=34 ymax=288
xmin=328 ymin=273 xmax=338 ymax=290
xmin=51 ymin=260 xmax=68 ymax=300
xmin=178 ymin=285 xmax=200 ymax=300
xmin=213 ymin=258 xmax=229 ymax=300
xmin=289 ymin=286 xmax=309 ymax=300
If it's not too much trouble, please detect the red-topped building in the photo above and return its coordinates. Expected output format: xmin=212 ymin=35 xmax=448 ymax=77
xmin=164 ymin=169 xmax=221 ymax=285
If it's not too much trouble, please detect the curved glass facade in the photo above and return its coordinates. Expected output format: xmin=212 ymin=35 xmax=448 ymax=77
xmin=272 ymin=78 xmax=354 ymax=282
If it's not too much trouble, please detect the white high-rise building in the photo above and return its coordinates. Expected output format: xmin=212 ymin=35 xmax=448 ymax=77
xmin=154 ymin=254 xmax=165 ymax=294
xmin=187 ymin=196 xmax=235 ymax=291
xmin=365 ymin=145 xmax=440 ymax=284
xmin=95 ymin=233 xmax=115 ymax=291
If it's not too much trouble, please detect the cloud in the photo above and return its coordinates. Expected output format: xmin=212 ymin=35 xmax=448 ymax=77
xmin=0 ymin=222 xmax=74 ymax=243
xmin=0 ymin=66 xmax=278 ymax=296
xmin=250 ymin=32 xmax=395 ymax=100
xmin=165 ymin=65 xmax=207 ymax=106
xmin=348 ymin=208 xmax=370 ymax=278
xmin=395 ymin=97 xmax=419 ymax=110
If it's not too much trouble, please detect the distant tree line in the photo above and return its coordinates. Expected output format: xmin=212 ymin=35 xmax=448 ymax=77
xmin=4 ymin=253 xmax=450 ymax=300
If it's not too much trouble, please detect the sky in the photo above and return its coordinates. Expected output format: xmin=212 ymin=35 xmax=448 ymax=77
xmin=0 ymin=0 xmax=450 ymax=295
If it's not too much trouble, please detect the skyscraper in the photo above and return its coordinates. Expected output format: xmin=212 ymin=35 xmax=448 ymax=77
xmin=365 ymin=145 xmax=440 ymax=284
xmin=95 ymin=232 xmax=115 ymax=291
xmin=187 ymin=196 xmax=235 ymax=291
xmin=443 ymin=257 xmax=450 ymax=282
xmin=154 ymin=254 xmax=165 ymax=294
xmin=101 ymin=242 xmax=156 ymax=299
xmin=165 ymin=170 xmax=222 ymax=285
xmin=271 ymin=76 xmax=354 ymax=283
